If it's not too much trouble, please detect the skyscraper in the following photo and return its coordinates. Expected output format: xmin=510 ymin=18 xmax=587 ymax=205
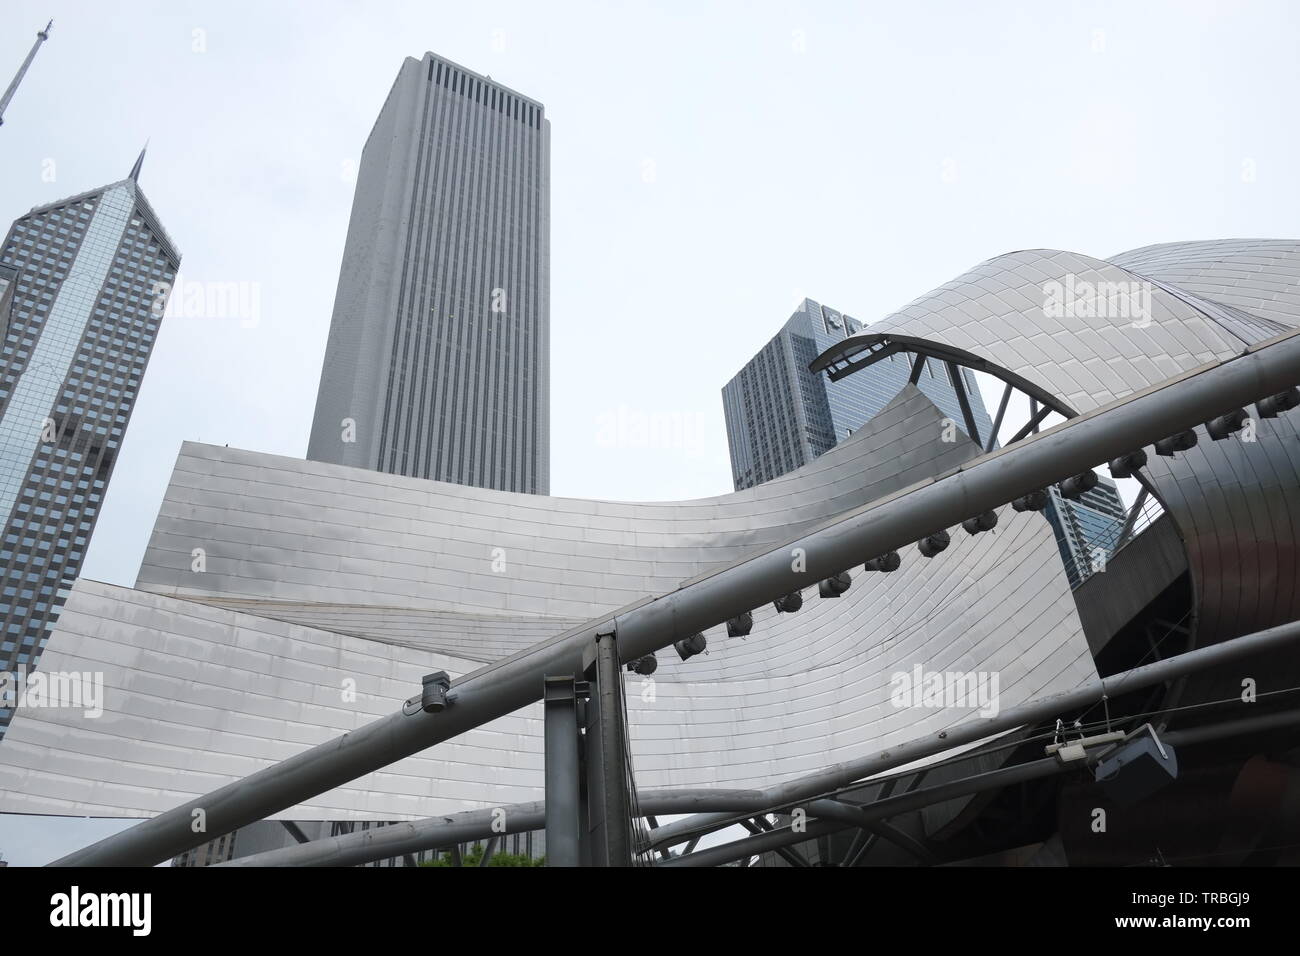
xmin=1044 ymin=479 xmax=1128 ymax=587
xmin=308 ymin=53 xmax=550 ymax=494
xmin=722 ymin=298 xmax=993 ymax=490
xmin=0 ymin=155 xmax=179 ymax=732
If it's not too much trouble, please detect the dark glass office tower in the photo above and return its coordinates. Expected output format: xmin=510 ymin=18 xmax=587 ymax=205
xmin=722 ymin=298 xmax=993 ymax=490
xmin=0 ymin=157 xmax=179 ymax=732
xmin=308 ymin=53 xmax=550 ymax=494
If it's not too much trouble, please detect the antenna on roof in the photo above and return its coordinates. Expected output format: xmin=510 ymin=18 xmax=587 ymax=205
xmin=0 ymin=19 xmax=54 ymax=127
xmin=129 ymin=140 xmax=150 ymax=183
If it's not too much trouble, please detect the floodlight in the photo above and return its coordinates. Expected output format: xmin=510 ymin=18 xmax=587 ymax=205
xmin=626 ymin=654 xmax=658 ymax=676
xmin=673 ymin=633 xmax=707 ymax=661
xmin=1059 ymin=471 xmax=1099 ymax=500
xmin=918 ymin=530 xmax=950 ymax=558
xmin=1257 ymin=388 xmax=1300 ymax=419
xmin=1108 ymin=450 xmax=1147 ymax=479
xmin=961 ymin=510 xmax=998 ymax=535
xmin=1011 ymin=490 xmax=1048 ymax=512
xmin=864 ymin=551 xmax=901 ymax=573
xmin=420 ymin=671 xmax=452 ymax=713
xmin=1153 ymin=429 xmax=1197 ymax=456
xmin=726 ymin=611 xmax=754 ymax=638
xmin=818 ymin=571 xmax=851 ymax=597
xmin=773 ymin=591 xmax=803 ymax=613
xmin=1206 ymin=408 xmax=1248 ymax=441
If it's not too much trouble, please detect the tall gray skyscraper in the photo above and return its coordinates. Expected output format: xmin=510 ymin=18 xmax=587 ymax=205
xmin=308 ymin=53 xmax=550 ymax=494
xmin=0 ymin=155 xmax=180 ymax=732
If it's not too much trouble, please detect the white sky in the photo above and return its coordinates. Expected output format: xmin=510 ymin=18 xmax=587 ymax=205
xmin=1 ymin=0 xmax=1298 ymax=864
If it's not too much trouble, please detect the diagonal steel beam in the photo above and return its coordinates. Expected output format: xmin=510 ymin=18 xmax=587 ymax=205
xmin=986 ymin=382 xmax=1013 ymax=452
xmin=1117 ymin=486 xmax=1150 ymax=545
xmin=909 ymin=352 xmax=926 ymax=384
xmin=947 ymin=361 xmax=982 ymax=447
xmin=1006 ymin=402 xmax=1052 ymax=446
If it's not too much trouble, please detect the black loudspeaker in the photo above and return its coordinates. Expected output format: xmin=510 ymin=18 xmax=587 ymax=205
xmin=1094 ymin=727 xmax=1178 ymax=806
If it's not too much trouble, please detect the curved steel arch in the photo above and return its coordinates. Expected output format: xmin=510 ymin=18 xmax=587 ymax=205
xmin=809 ymin=328 xmax=1183 ymax=606
xmin=810 ymin=332 xmax=1078 ymax=419
xmin=809 ymin=329 xmax=1168 ymax=518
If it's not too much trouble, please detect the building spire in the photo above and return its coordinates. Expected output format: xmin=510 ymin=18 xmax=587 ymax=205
xmin=0 ymin=20 xmax=53 ymax=128
xmin=129 ymin=141 xmax=148 ymax=183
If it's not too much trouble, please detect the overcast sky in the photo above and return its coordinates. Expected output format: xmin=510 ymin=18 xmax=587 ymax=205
xmin=2 ymin=0 xmax=1299 ymax=864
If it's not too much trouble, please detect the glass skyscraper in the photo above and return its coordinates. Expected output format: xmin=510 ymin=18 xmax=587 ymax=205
xmin=1044 ymin=479 xmax=1128 ymax=588
xmin=722 ymin=298 xmax=993 ymax=490
xmin=0 ymin=157 xmax=179 ymax=732
xmin=308 ymin=52 xmax=550 ymax=494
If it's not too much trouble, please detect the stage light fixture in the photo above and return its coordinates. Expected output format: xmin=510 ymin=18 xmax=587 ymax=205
xmin=726 ymin=611 xmax=754 ymax=638
xmin=818 ymin=571 xmax=851 ymax=597
xmin=626 ymin=654 xmax=658 ymax=676
xmin=1011 ymin=490 xmax=1048 ymax=512
xmin=1108 ymin=449 xmax=1147 ymax=478
xmin=1154 ymin=429 xmax=1197 ymax=456
xmin=1206 ymin=408 xmax=1248 ymax=441
xmin=864 ymin=551 xmax=901 ymax=573
xmin=773 ymin=591 xmax=803 ymax=613
xmin=961 ymin=510 xmax=998 ymax=535
xmin=1257 ymin=388 xmax=1300 ymax=419
xmin=1059 ymin=471 xmax=1099 ymax=500
xmin=673 ymin=633 xmax=707 ymax=661
xmin=917 ymin=530 xmax=950 ymax=558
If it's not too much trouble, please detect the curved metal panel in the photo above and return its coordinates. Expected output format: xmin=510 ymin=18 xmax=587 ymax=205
xmin=811 ymin=241 xmax=1300 ymax=659
xmin=0 ymin=387 xmax=1092 ymax=819
xmin=1110 ymin=239 xmax=1300 ymax=329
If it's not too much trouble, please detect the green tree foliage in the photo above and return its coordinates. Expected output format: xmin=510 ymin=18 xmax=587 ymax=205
xmin=419 ymin=843 xmax=544 ymax=867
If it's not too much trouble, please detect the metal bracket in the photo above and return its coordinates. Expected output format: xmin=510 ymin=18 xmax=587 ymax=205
xmin=1045 ymin=730 xmax=1126 ymax=764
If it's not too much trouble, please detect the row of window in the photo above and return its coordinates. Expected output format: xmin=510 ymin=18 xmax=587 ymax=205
xmin=429 ymin=59 xmax=543 ymax=129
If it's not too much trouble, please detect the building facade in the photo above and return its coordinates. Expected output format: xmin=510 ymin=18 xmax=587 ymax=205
xmin=0 ymin=159 xmax=179 ymax=733
xmin=722 ymin=298 xmax=993 ymax=490
xmin=307 ymin=52 xmax=550 ymax=494
xmin=1044 ymin=478 xmax=1129 ymax=588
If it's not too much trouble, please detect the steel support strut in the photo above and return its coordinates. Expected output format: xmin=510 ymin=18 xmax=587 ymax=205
xmin=584 ymin=627 xmax=632 ymax=865
xmin=52 ymin=330 xmax=1300 ymax=867
xmin=543 ymin=675 xmax=582 ymax=867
